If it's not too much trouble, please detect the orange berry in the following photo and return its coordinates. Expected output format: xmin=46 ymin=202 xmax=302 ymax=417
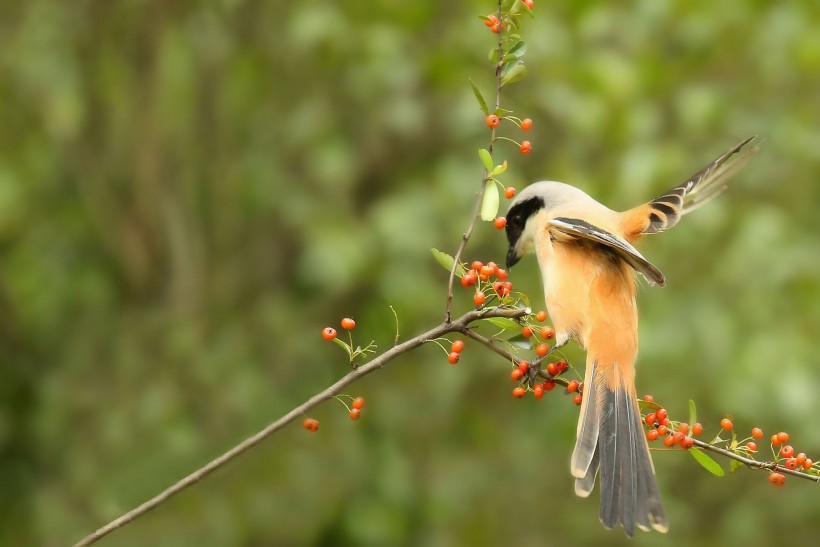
xmin=341 ymin=318 xmax=356 ymax=330
xmin=447 ymin=352 xmax=460 ymax=365
xmin=643 ymin=394 xmax=654 ymax=403
xmin=511 ymin=368 xmax=524 ymax=381
xmin=522 ymin=0 xmax=534 ymax=10
xmin=672 ymin=432 xmax=684 ymax=445
xmin=486 ymin=114 xmax=500 ymax=128
xmin=535 ymin=311 xmax=547 ymax=322
xmin=494 ymin=217 xmax=507 ymax=230
xmin=352 ymin=397 xmax=365 ymax=410
xmin=678 ymin=423 xmax=690 ymax=435
xmin=692 ymin=423 xmax=703 ymax=436
xmin=484 ymin=14 xmax=498 ymax=27
xmin=682 ymin=436 xmax=695 ymax=449
xmin=803 ymin=458 xmax=813 ymax=470
xmin=520 ymin=141 xmax=532 ymax=154
xmin=777 ymin=432 xmax=790 ymax=444
xmin=746 ymin=441 xmax=757 ymax=452
xmin=796 ymin=453 xmax=807 ymax=465
xmin=473 ymin=291 xmax=486 ymax=306
xmin=478 ymin=265 xmax=493 ymax=278
xmin=535 ymin=343 xmax=549 ymax=356
xmin=785 ymin=458 xmax=798 ymax=470
xmin=566 ymin=380 xmax=579 ymax=393
xmin=546 ymin=362 xmax=559 ymax=376
xmin=720 ymin=418 xmax=733 ymax=431
xmin=451 ymin=340 xmax=465 ymax=353
xmin=771 ymin=434 xmax=781 ymax=446
xmin=517 ymin=361 xmax=530 ymax=373
xmin=752 ymin=427 xmax=764 ymax=439
xmin=520 ymin=118 xmax=533 ymax=131
xmin=460 ymin=272 xmax=477 ymax=288
xmin=471 ymin=261 xmax=483 ymax=271
xmin=512 ymin=386 xmax=526 ymax=398
xmin=573 ymin=394 xmax=583 ymax=405
xmin=504 ymin=187 xmax=517 ymax=199
xmin=496 ymin=268 xmax=508 ymax=280
xmin=663 ymin=435 xmax=675 ymax=448
xmin=645 ymin=413 xmax=657 ymax=426
xmin=543 ymin=380 xmax=556 ymax=391
xmin=322 ymin=327 xmax=337 ymax=341
xmin=491 ymin=23 xmax=500 ymax=33
xmin=780 ymin=445 xmax=795 ymax=458
xmin=768 ymin=473 xmax=785 ymax=487
xmin=540 ymin=326 xmax=556 ymax=340
xmin=647 ymin=429 xmax=659 ymax=441
xmin=303 ymin=418 xmax=319 ymax=432
xmin=656 ymin=408 xmax=668 ymax=422
xmin=533 ymin=384 xmax=544 ymax=399
xmin=657 ymin=424 xmax=668 ymax=436
xmin=349 ymin=408 xmax=361 ymax=421
xmin=521 ymin=326 xmax=533 ymax=338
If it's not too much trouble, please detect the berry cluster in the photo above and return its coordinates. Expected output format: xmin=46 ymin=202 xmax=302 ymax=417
xmin=643 ymin=404 xmax=696 ymax=449
xmin=460 ymin=260 xmax=513 ymax=307
xmin=321 ymin=317 xmax=377 ymax=367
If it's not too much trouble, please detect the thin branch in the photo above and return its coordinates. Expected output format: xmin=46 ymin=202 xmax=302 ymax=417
xmin=690 ymin=438 xmax=820 ymax=483
xmin=445 ymin=0 xmax=505 ymax=323
xmin=73 ymin=306 xmax=528 ymax=547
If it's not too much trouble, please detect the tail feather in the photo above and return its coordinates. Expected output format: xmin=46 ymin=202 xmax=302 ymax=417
xmin=571 ymin=363 xmax=668 ymax=537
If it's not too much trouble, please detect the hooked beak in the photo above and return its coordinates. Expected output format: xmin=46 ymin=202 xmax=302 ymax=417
xmin=506 ymin=246 xmax=521 ymax=269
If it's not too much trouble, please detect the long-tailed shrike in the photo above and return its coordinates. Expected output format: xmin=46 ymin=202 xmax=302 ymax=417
xmin=503 ymin=136 xmax=758 ymax=536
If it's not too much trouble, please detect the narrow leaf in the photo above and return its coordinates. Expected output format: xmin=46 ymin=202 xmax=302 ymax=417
xmin=479 ymin=149 xmax=494 ymax=172
xmin=689 ymin=399 xmax=697 ymax=426
xmin=332 ymin=337 xmax=352 ymax=356
xmin=689 ymin=448 xmax=725 ymax=477
xmin=493 ymin=108 xmax=511 ymax=117
xmin=501 ymin=62 xmax=527 ymax=86
xmin=480 ymin=180 xmax=500 ymax=221
xmin=482 ymin=317 xmax=521 ymax=331
xmin=491 ymin=160 xmax=508 ymax=176
xmin=431 ymin=248 xmax=466 ymax=277
xmin=729 ymin=459 xmax=744 ymax=473
xmin=468 ymin=78 xmax=489 ymax=116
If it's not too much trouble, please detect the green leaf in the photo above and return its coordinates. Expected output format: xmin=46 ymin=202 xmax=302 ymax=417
xmin=689 ymin=399 xmax=697 ymax=426
xmin=514 ymin=291 xmax=531 ymax=309
xmin=509 ymin=40 xmax=527 ymax=57
xmin=468 ymin=78 xmax=489 ymax=116
xmin=479 ymin=148 xmax=494 ymax=172
xmin=689 ymin=448 xmax=725 ymax=477
xmin=519 ymin=1 xmax=534 ymax=18
xmin=480 ymin=180 xmax=500 ymax=221
xmin=482 ymin=317 xmax=521 ymax=331
xmin=638 ymin=400 xmax=661 ymax=411
xmin=332 ymin=337 xmax=352 ymax=356
xmin=501 ymin=61 xmax=527 ymax=86
xmin=729 ymin=459 xmax=744 ymax=473
xmin=493 ymin=108 xmax=511 ymax=117
xmin=431 ymin=248 xmax=466 ymax=277
xmin=489 ymin=47 xmax=499 ymax=64
xmin=491 ymin=160 xmax=508 ymax=176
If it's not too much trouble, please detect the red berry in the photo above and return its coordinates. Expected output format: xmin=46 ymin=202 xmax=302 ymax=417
xmin=546 ymin=362 xmax=558 ymax=376
xmin=533 ymin=384 xmax=545 ymax=399
xmin=657 ymin=425 xmax=668 ymax=436
xmin=656 ymin=408 xmax=668 ymax=422
xmin=471 ymin=261 xmax=483 ymax=271
xmin=303 ymin=418 xmax=319 ymax=432
xmin=796 ymin=453 xmax=807 ymax=465
xmin=486 ymin=114 xmax=500 ymax=128
xmin=447 ymin=352 xmax=460 ymax=364
xmin=647 ymin=429 xmax=659 ymax=441
xmin=522 ymin=0 xmax=534 ymax=10
xmin=543 ymin=380 xmax=556 ymax=391
xmin=504 ymin=187 xmax=517 ymax=199
xmin=566 ymin=380 xmax=579 ymax=393
xmin=573 ymin=394 xmax=583 ymax=405
xmin=496 ymin=268 xmax=508 ymax=280
xmin=692 ymin=422 xmax=703 ymax=436
xmin=645 ymin=413 xmax=657 ymax=426
xmin=473 ymin=291 xmax=486 ymax=306
xmin=536 ymin=343 xmax=549 ymax=356
xmin=461 ymin=272 xmax=477 ymax=288
xmin=322 ymin=327 xmax=337 ymax=341
xmin=746 ymin=441 xmax=757 ymax=452
xmin=672 ymin=432 xmax=684 ymax=445
xmin=720 ymin=418 xmax=733 ymax=431
xmin=349 ymin=408 xmax=361 ymax=421
xmin=780 ymin=445 xmax=795 ymax=458
xmin=341 ymin=318 xmax=356 ymax=330
xmin=643 ymin=394 xmax=654 ymax=403
xmin=517 ymin=361 xmax=530 ymax=373
xmin=494 ymin=217 xmax=507 ymax=229
xmin=771 ymin=434 xmax=781 ymax=446
xmin=663 ymin=435 xmax=675 ymax=448
xmin=678 ymin=423 xmax=690 ymax=435
xmin=520 ymin=141 xmax=532 ymax=154
xmin=768 ymin=473 xmax=785 ymax=487
xmin=520 ymin=118 xmax=533 ymax=131
xmin=803 ymin=458 xmax=813 ymax=470
xmin=682 ymin=436 xmax=694 ymax=449
xmin=451 ymin=340 xmax=465 ymax=353
xmin=540 ymin=326 xmax=556 ymax=340
xmin=511 ymin=368 xmax=524 ymax=381
xmin=521 ymin=326 xmax=533 ymax=338
xmin=752 ymin=427 xmax=764 ymax=439
xmin=484 ymin=15 xmax=498 ymax=27
xmin=785 ymin=458 xmax=798 ymax=470
xmin=352 ymin=397 xmax=365 ymax=410
xmin=535 ymin=311 xmax=547 ymax=322
xmin=777 ymin=432 xmax=790 ymax=444
xmin=512 ymin=386 xmax=526 ymax=398
xmin=479 ymin=265 xmax=494 ymax=278
xmin=556 ymin=359 xmax=568 ymax=372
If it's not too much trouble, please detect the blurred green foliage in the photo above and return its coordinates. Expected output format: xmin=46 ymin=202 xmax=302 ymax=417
xmin=2 ymin=0 xmax=820 ymax=545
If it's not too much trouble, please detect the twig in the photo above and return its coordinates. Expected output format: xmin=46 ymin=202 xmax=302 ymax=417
xmin=690 ymin=438 xmax=820 ymax=483
xmin=444 ymin=0 xmax=505 ymax=323
xmin=73 ymin=306 xmax=528 ymax=546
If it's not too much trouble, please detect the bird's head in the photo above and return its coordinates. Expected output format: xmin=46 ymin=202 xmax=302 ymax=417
xmin=504 ymin=181 xmax=597 ymax=268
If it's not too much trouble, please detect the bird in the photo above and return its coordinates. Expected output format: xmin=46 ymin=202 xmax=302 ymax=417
xmin=503 ymin=136 xmax=759 ymax=536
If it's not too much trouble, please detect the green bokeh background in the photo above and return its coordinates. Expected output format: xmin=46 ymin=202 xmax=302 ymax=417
xmin=2 ymin=0 xmax=820 ymax=545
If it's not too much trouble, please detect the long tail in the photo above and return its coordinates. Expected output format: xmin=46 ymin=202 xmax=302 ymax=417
xmin=570 ymin=362 xmax=668 ymax=537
